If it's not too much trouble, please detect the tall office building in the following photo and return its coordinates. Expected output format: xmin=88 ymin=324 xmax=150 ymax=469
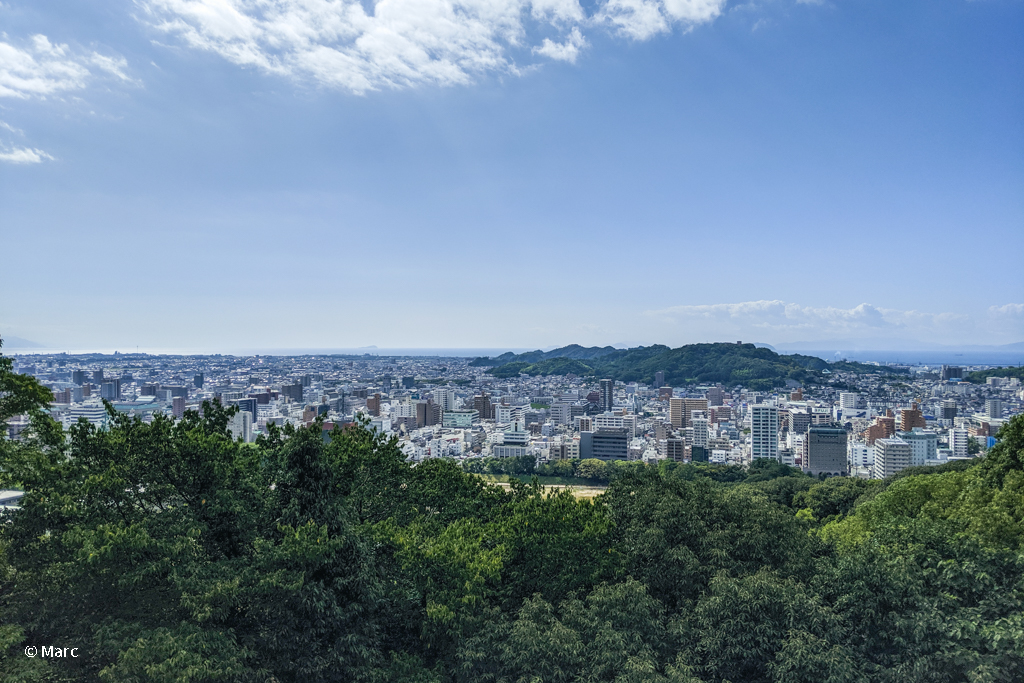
xmin=93 ymin=369 xmax=105 ymax=383
xmin=654 ymin=371 xmax=665 ymax=389
xmin=940 ymin=399 xmax=957 ymax=420
xmin=806 ymin=424 xmax=848 ymax=476
xmin=750 ymin=404 xmax=779 ymax=461
xmin=194 ymin=373 xmax=204 ymax=389
xmin=172 ymin=396 xmax=186 ymax=419
xmin=707 ymin=386 xmax=725 ymax=406
xmin=873 ymin=437 xmax=911 ymax=479
xmin=72 ymin=370 xmax=88 ymax=386
xmin=599 ymin=379 xmax=614 ymax=413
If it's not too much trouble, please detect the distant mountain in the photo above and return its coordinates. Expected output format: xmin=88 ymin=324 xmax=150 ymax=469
xmin=0 ymin=335 xmax=45 ymax=349
xmin=483 ymin=342 xmax=903 ymax=389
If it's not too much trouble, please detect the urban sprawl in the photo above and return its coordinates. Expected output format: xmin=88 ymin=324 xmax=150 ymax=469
xmin=9 ymin=351 xmax=1022 ymax=481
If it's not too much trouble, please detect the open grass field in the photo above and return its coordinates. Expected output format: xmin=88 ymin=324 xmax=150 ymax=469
xmin=473 ymin=473 xmax=607 ymax=499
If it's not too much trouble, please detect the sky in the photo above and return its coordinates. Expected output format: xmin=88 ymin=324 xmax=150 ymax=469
xmin=1 ymin=0 xmax=1022 ymax=354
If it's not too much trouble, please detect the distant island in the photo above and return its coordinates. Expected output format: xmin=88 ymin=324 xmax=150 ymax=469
xmin=472 ymin=342 xmax=905 ymax=389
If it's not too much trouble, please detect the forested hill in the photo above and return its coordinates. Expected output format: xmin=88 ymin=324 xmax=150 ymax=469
xmin=469 ymin=344 xmax=620 ymax=366
xmin=481 ymin=342 xmax=901 ymax=389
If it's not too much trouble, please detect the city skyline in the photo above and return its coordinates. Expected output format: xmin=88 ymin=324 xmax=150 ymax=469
xmin=2 ymin=0 xmax=1022 ymax=351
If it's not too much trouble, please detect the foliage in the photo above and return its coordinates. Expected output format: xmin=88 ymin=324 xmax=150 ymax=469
xmin=965 ymin=366 xmax=1024 ymax=384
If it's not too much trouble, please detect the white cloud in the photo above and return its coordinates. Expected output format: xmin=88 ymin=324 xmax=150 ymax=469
xmin=0 ymin=146 xmax=54 ymax=163
xmin=644 ymin=300 xmax=1022 ymax=346
xmin=0 ymin=34 xmax=133 ymax=99
xmin=533 ymin=27 xmax=587 ymax=62
xmin=140 ymin=0 xmax=727 ymax=93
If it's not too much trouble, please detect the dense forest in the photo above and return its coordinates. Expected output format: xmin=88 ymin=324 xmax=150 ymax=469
xmin=479 ymin=343 xmax=905 ymax=389
xmin=1 ymin=352 xmax=1022 ymax=681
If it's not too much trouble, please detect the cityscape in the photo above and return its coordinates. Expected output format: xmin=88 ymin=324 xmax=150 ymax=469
xmin=7 ymin=343 xmax=1020 ymax=482
xmin=2 ymin=0 xmax=1022 ymax=679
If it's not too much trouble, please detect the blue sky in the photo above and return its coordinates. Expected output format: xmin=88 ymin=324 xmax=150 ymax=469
xmin=1 ymin=0 xmax=1022 ymax=353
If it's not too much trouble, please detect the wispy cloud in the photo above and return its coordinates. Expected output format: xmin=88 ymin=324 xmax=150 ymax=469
xmin=0 ymin=146 xmax=54 ymax=163
xmin=644 ymin=300 xmax=1024 ymax=345
xmin=0 ymin=34 xmax=132 ymax=99
xmin=140 ymin=0 xmax=727 ymax=94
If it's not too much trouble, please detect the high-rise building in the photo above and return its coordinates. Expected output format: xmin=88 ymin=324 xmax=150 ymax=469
xmin=750 ymin=404 xmax=779 ymax=461
xmin=986 ymin=399 xmax=1003 ymax=420
xmin=599 ymin=379 xmax=614 ymax=413
xmin=941 ymin=365 xmax=963 ymax=381
xmin=669 ymin=398 xmax=685 ymax=429
xmin=473 ymin=394 xmax=493 ymax=420
xmin=654 ymin=372 xmax=665 ymax=389
xmin=366 ymin=393 xmax=381 ymax=417
xmin=194 ymin=373 xmax=204 ymax=388
xmin=281 ymin=383 xmax=304 ymax=403
xmin=172 ymin=396 xmax=186 ymax=419
xmin=93 ymin=369 xmax=105 ymax=383
xmin=789 ymin=409 xmax=812 ymax=436
xmin=898 ymin=405 xmax=926 ymax=432
xmin=434 ymin=387 xmax=458 ymax=412
xmin=228 ymin=411 xmax=253 ymax=443
xmin=873 ymin=437 xmax=911 ymax=479
xmin=950 ymin=428 xmax=970 ymax=458
xmin=232 ymin=398 xmax=258 ymax=422
xmin=662 ymin=438 xmax=685 ymax=462
xmin=940 ymin=400 xmax=958 ymax=420
xmin=691 ymin=415 xmax=709 ymax=450
xmin=549 ymin=401 xmax=571 ymax=425
xmin=839 ymin=392 xmax=859 ymax=410
xmin=707 ymin=386 xmax=725 ymax=406
xmin=402 ymin=376 xmax=416 ymax=389
xmin=900 ymin=429 xmax=937 ymax=466
xmin=591 ymin=427 xmax=628 ymax=461
xmin=684 ymin=398 xmax=709 ymax=428
xmin=806 ymin=424 xmax=848 ymax=477
xmin=99 ymin=380 xmax=121 ymax=401
xmin=72 ymin=370 xmax=88 ymax=386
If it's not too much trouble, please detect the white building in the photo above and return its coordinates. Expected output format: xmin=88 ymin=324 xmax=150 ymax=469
xmin=849 ymin=443 xmax=872 ymax=469
xmin=840 ymin=392 xmax=859 ymax=410
xmin=228 ymin=411 xmax=253 ymax=443
xmin=900 ymin=429 xmax=937 ymax=467
xmin=950 ymin=428 xmax=970 ymax=459
xmin=750 ymin=404 xmax=779 ymax=461
xmin=873 ymin=437 xmax=911 ymax=479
